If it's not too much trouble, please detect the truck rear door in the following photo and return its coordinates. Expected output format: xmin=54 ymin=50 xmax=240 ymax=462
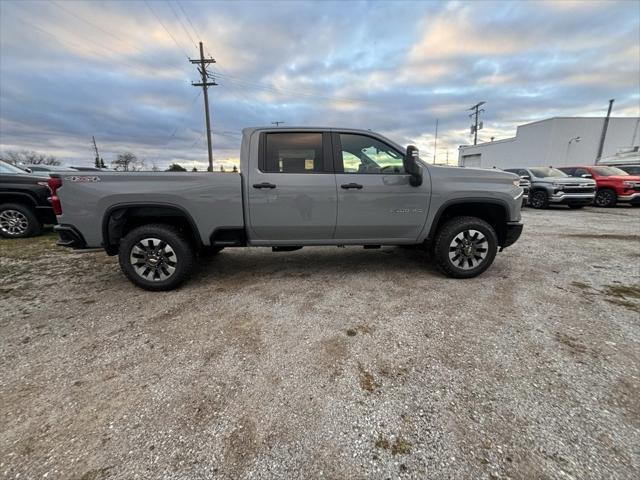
xmin=247 ymin=131 xmax=337 ymax=242
xmin=331 ymin=132 xmax=430 ymax=242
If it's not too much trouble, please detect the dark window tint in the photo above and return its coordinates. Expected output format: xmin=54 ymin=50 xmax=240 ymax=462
xmin=574 ymin=168 xmax=590 ymax=177
xmin=339 ymin=134 xmax=404 ymax=174
xmin=264 ymin=133 xmax=324 ymax=173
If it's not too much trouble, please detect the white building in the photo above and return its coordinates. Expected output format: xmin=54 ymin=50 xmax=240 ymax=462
xmin=458 ymin=117 xmax=640 ymax=169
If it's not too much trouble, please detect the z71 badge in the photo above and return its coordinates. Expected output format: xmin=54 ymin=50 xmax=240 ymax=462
xmin=65 ymin=176 xmax=101 ymax=182
xmin=391 ymin=208 xmax=423 ymax=214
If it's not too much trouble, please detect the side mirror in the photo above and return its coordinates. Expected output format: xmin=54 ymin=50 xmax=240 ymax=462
xmin=581 ymin=173 xmax=592 ymax=178
xmin=404 ymin=145 xmax=422 ymax=186
xmin=24 ymin=167 xmax=32 ymax=173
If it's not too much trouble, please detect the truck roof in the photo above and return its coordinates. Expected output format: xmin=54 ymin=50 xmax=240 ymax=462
xmin=241 ymin=127 xmax=406 ymax=152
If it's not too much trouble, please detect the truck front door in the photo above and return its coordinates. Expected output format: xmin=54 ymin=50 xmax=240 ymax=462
xmin=332 ymin=132 xmax=430 ymax=242
xmin=247 ymin=131 xmax=337 ymax=242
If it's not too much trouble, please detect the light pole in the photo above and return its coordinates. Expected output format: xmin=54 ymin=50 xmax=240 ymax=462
xmin=565 ymin=136 xmax=581 ymax=164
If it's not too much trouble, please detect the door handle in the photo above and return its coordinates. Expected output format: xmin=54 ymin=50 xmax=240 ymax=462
xmin=341 ymin=183 xmax=363 ymax=190
xmin=253 ymin=182 xmax=276 ymax=189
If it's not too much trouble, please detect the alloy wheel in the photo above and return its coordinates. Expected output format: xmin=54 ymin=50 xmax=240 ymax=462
xmin=530 ymin=191 xmax=546 ymax=208
xmin=129 ymin=237 xmax=178 ymax=281
xmin=448 ymin=229 xmax=488 ymax=270
xmin=595 ymin=190 xmax=614 ymax=207
xmin=0 ymin=209 xmax=29 ymax=236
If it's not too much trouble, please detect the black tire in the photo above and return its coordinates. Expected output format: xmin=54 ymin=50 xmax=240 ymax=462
xmin=594 ymin=189 xmax=617 ymax=208
xmin=529 ymin=190 xmax=548 ymax=209
xmin=568 ymin=204 xmax=585 ymax=209
xmin=118 ymin=223 xmax=195 ymax=291
xmin=432 ymin=216 xmax=498 ymax=279
xmin=0 ymin=203 xmax=41 ymax=238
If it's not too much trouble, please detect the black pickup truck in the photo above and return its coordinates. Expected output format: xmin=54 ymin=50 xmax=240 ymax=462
xmin=0 ymin=160 xmax=56 ymax=238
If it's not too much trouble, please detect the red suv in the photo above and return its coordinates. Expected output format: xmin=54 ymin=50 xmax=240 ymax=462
xmin=558 ymin=165 xmax=640 ymax=207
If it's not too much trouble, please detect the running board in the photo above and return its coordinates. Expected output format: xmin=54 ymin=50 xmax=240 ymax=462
xmin=272 ymin=246 xmax=303 ymax=252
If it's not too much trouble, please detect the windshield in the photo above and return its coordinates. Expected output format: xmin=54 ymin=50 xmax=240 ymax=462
xmin=529 ymin=167 xmax=568 ymax=178
xmin=0 ymin=160 xmax=28 ymax=174
xmin=592 ymin=166 xmax=628 ymax=177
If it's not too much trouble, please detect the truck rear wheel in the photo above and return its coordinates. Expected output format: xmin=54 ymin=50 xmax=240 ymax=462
xmin=433 ymin=216 xmax=498 ymax=279
xmin=119 ymin=224 xmax=195 ymax=291
xmin=0 ymin=203 xmax=41 ymax=238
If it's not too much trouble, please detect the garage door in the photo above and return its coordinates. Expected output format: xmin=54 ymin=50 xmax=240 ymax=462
xmin=462 ymin=154 xmax=481 ymax=167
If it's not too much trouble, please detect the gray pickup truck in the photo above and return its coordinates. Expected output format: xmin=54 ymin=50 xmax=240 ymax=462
xmin=52 ymin=127 xmax=524 ymax=290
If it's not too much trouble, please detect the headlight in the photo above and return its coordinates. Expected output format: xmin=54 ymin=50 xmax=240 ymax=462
xmin=552 ymin=183 xmax=564 ymax=191
xmin=623 ymin=181 xmax=634 ymax=188
xmin=512 ymin=179 xmax=520 ymax=186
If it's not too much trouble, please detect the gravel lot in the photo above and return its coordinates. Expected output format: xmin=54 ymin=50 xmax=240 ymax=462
xmin=1 ymin=206 xmax=639 ymax=480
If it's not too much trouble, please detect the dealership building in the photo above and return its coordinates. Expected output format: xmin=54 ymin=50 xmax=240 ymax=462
xmin=458 ymin=117 xmax=640 ymax=169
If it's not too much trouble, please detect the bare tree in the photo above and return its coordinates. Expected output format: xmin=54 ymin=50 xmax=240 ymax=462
xmin=0 ymin=150 xmax=60 ymax=166
xmin=112 ymin=152 xmax=144 ymax=171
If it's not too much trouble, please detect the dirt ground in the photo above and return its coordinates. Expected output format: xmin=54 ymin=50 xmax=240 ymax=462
xmin=1 ymin=206 xmax=639 ymax=480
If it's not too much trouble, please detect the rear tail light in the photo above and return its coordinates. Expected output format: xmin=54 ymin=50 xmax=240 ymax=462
xmin=48 ymin=176 xmax=63 ymax=215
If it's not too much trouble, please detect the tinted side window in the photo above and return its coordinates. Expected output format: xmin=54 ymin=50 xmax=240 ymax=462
xmin=339 ymin=134 xmax=404 ymax=174
xmin=560 ymin=168 xmax=575 ymax=176
xmin=574 ymin=168 xmax=589 ymax=176
xmin=263 ymin=133 xmax=324 ymax=173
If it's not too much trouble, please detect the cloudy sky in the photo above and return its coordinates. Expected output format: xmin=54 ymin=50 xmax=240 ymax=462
xmin=0 ymin=0 xmax=638 ymax=170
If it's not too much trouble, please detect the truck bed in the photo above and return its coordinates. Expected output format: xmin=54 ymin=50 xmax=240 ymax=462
xmin=55 ymin=172 xmax=244 ymax=248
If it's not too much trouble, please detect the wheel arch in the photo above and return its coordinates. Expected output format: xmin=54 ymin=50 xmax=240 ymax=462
xmin=102 ymin=203 xmax=203 ymax=255
xmin=0 ymin=192 xmax=38 ymax=208
xmin=427 ymin=199 xmax=511 ymax=247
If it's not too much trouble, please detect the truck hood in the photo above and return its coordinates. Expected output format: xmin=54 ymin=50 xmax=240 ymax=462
xmin=535 ymin=176 xmax=595 ymax=185
xmin=427 ymin=164 xmax=519 ymax=184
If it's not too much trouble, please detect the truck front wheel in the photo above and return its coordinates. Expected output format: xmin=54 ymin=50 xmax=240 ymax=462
xmin=119 ymin=224 xmax=195 ymax=291
xmin=433 ymin=216 xmax=498 ymax=279
xmin=594 ymin=189 xmax=617 ymax=207
xmin=529 ymin=190 xmax=548 ymax=209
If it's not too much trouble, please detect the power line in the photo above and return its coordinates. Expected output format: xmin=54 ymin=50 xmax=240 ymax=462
xmin=144 ymin=0 xmax=191 ymax=58
xmin=166 ymin=0 xmax=197 ymax=47
xmin=176 ymin=0 xmax=202 ymax=41
xmin=49 ymin=0 xmax=148 ymax=57
xmin=9 ymin=13 xmax=146 ymax=72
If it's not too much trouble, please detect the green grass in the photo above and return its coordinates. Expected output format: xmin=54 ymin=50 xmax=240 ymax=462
xmin=0 ymin=232 xmax=59 ymax=260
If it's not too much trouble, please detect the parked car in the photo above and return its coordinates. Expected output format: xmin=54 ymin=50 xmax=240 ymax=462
xmin=52 ymin=127 xmax=524 ymax=290
xmin=504 ymin=167 xmax=595 ymax=209
xmin=558 ymin=165 xmax=640 ymax=207
xmin=0 ymin=160 xmax=56 ymax=238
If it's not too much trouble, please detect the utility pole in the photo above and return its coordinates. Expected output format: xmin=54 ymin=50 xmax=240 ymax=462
xmin=468 ymin=101 xmax=486 ymax=145
xmin=190 ymin=42 xmax=217 ymax=172
xmin=92 ymin=136 xmax=104 ymax=168
xmin=271 ymin=121 xmax=285 ymax=127
xmin=595 ymin=99 xmax=614 ymax=164
xmin=433 ymin=118 xmax=438 ymax=164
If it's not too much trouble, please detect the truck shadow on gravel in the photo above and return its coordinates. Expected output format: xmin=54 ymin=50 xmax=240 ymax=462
xmin=190 ymin=246 xmax=438 ymax=283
